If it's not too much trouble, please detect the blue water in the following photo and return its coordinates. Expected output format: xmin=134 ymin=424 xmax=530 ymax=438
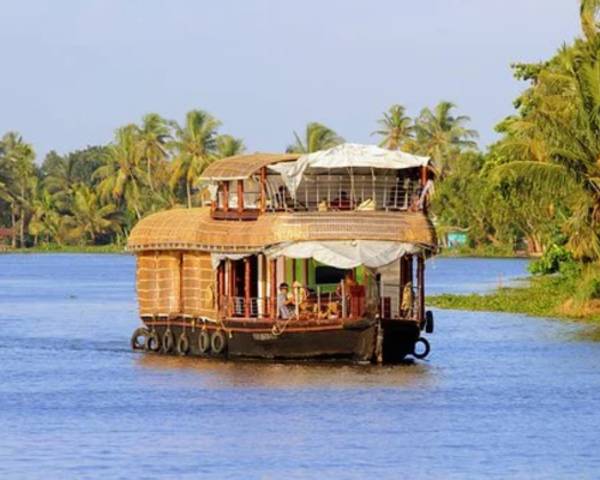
xmin=0 ymin=254 xmax=598 ymax=479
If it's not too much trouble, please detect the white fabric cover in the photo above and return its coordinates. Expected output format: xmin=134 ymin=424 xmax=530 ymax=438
xmin=210 ymin=252 xmax=251 ymax=270
xmin=265 ymin=240 xmax=420 ymax=269
xmin=278 ymin=143 xmax=430 ymax=194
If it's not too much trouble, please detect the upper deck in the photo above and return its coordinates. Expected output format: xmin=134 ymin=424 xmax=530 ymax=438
xmin=199 ymin=144 xmax=434 ymax=221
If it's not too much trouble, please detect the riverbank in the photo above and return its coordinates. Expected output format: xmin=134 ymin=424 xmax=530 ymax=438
xmin=427 ymin=274 xmax=600 ymax=323
xmin=2 ymin=244 xmax=127 ymax=254
xmin=438 ymin=244 xmax=529 ymax=258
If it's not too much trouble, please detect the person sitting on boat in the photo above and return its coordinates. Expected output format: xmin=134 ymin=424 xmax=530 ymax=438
xmin=277 ymin=283 xmax=295 ymax=319
xmin=331 ymin=191 xmax=351 ymax=210
xmin=318 ymin=198 xmax=329 ymax=212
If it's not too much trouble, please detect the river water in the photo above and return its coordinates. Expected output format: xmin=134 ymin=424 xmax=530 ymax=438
xmin=0 ymin=254 xmax=598 ymax=479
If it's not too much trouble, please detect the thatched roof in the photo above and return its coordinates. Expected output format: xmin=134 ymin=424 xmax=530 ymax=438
xmin=127 ymin=208 xmax=437 ymax=252
xmin=200 ymin=153 xmax=300 ymax=181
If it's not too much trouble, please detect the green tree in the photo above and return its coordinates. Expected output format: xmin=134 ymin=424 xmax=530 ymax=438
xmin=67 ymin=184 xmax=121 ymax=243
xmin=371 ymin=104 xmax=414 ymax=150
xmin=414 ymin=101 xmax=478 ymax=178
xmin=286 ymin=122 xmax=344 ymax=153
xmin=170 ymin=110 xmax=220 ymax=208
xmin=137 ymin=113 xmax=171 ymax=191
xmin=94 ymin=125 xmax=145 ymax=220
xmin=216 ymin=134 xmax=245 ymax=158
xmin=0 ymin=132 xmax=37 ymax=247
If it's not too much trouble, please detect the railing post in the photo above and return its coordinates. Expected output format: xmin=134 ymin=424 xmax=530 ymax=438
xmin=244 ymin=257 xmax=251 ymax=317
xmin=417 ymin=255 xmax=425 ymax=323
xmin=341 ymin=280 xmax=347 ymax=318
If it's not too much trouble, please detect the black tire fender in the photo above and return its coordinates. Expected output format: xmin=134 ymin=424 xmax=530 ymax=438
xmin=176 ymin=332 xmax=190 ymax=356
xmin=145 ymin=330 xmax=161 ymax=352
xmin=413 ymin=337 xmax=430 ymax=359
xmin=130 ymin=327 xmax=149 ymax=351
xmin=211 ymin=330 xmax=227 ymax=355
xmin=198 ymin=329 xmax=211 ymax=354
xmin=425 ymin=310 xmax=434 ymax=334
xmin=161 ymin=329 xmax=174 ymax=354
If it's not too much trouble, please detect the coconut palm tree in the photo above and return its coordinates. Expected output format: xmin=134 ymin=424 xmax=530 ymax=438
xmin=169 ymin=110 xmax=221 ymax=208
xmin=94 ymin=125 xmax=145 ymax=219
xmin=68 ymin=184 xmax=121 ymax=243
xmin=137 ymin=113 xmax=171 ymax=191
xmin=216 ymin=134 xmax=245 ymax=158
xmin=581 ymin=0 xmax=600 ymax=40
xmin=1 ymin=132 xmax=36 ymax=247
xmin=371 ymin=104 xmax=414 ymax=150
xmin=286 ymin=122 xmax=344 ymax=153
xmin=28 ymin=188 xmax=65 ymax=245
xmin=414 ymin=101 xmax=478 ymax=178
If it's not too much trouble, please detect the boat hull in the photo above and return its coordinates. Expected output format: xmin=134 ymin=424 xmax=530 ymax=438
xmin=135 ymin=318 xmax=424 ymax=363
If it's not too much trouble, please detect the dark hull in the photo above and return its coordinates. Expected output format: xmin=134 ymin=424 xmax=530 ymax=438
xmin=135 ymin=318 xmax=424 ymax=363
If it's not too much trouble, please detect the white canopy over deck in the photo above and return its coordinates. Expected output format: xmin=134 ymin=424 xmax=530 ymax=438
xmin=268 ymin=143 xmax=430 ymax=196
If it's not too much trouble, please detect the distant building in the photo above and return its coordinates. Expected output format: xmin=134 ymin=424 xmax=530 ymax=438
xmin=447 ymin=231 xmax=468 ymax=247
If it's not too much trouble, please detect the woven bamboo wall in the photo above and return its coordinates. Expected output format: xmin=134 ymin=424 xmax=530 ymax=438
xmin=182 ymin=251 xmax=217 ymax=318
xmin=136 ymin=251 xmax=181 ymax=316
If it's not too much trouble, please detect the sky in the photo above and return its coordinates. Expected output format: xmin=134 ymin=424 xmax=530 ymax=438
xmin=0 ymin=0 xmax=581 ymax=161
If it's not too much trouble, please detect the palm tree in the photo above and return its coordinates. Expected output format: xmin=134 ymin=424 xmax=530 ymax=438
xmin=170 ymin=110 xmax=221 ymax=208
xmin=581 ymin=0 xmax=600 ymax=40
xmin=28 ymin=188 xmax=64 ymax=245
xmin=1 ymin=132 xmax=36 ymax=247
xmin=371 ymin=104 xmax=414 ymax=150
xmin=286 ymin=122 xmax=344 ymax=153
xmin=492 ymin=27 xmax=600 ymax=260
xmin=216 ymin=134 xmax=245 ymax=158
xmin=94 ymin=125 xmax=145 ymax=219
xmin=68 ymin=184 xmax=121 ymax=243
xmin=137 ymin=113 xmax=171 ymax=191
xmin=414 ymin=101 xmax=478 ymax=178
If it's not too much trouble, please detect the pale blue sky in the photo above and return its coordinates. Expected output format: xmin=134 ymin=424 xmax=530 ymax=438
xmin=0 ymin=0 xmax=581 ymax=159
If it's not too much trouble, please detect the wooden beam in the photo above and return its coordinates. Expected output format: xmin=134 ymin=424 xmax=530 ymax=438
xmin=420 ymin=166 xmax=428 ymax=187
xmin=223 ymin=182 xmax=229 ymax=213
xmin=417 ymin=255 xmax=425 ymax=323
xmin=244 ymin=257 xmax=251 ymax=317
xmin=260 ymin=167 xmax=267 ymax=213
xmin=237 ymin=179 xmax=244 ymax=214
xmin=270 ymin=259 xmax=277 ymax=319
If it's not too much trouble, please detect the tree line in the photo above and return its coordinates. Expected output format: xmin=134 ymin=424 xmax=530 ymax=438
xmin=0 ymin=103 xmax=477 ymax=249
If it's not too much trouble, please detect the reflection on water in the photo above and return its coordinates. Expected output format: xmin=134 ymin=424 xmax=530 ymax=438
xmin=1 ymin=254 xmax=599 ymax=479
xmin=136 ymin=354 xmax=432 ymax=389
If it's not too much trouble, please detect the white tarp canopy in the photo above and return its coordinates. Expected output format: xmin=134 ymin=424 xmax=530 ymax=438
xmin=210 ymin=252 xmax=251 ymax=270
xmin=272 ymin=143 xmax=430 ymax=195
xmin=265 ymin=240 xmax=421 ymax=269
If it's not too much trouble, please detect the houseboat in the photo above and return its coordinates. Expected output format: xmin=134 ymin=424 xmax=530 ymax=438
xmin=127 ymin=143 xmax=437 ymax=363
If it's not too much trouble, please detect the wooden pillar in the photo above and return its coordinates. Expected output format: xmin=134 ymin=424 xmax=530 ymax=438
xmin=226 ymin=259 xmax=234 ymax=317
xmin=217 ymin=262 xmax=224 ymax=312
xmin=211 ymin=186 xmax=217 ymax=213
xmin=292 ymin=258 xmax=297 ymax=282
xmin=303 ymin=258 xmax=309 ymax=286
xmin=420 ymin=166 xmax=428 ymax=187
xmin=270 ymin=258 xmax=277 ymax=320
xmin=417 ymin=255 xmax=425 ymax=323
xmin=223 ymin=182 xmax=229 ymax=213
xmin=420 ymin=166 xmax=428 ymax=214
xmin=237 ymin=179 xmax=244 ymax=214
xmin=244 ymin=257 xmax=251 ymax=317
xmin=260 ymin=167 xmax=267 ymax=213
xmin=398 ymin=256 xmax=404 ymax=317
